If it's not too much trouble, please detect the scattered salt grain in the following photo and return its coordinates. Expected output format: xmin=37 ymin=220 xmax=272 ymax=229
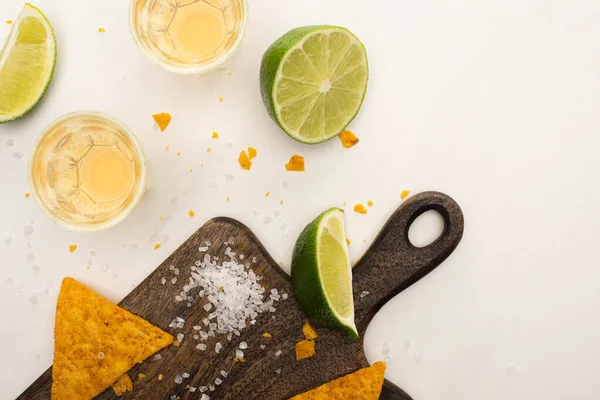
xmin=263 ymin=216 xmax=273 ymax=224
xmin=193 ymin=325 xmax=202 ymax=330
xmin=199 ymin=246 xmax=209 ymax=252
xmin=171 ymin=277 xmax=177 ymax=284
xmin=13 ymin=151 xmax=23 ymax=159
xmin=215 ymin=342 xmax=222 ymax=353
xmin=189 ymin=387 xmax=197 ymax=392
xmin=101 ymin=264 xmax=109 ymax=272
xmin=383 ymin=342 xmax=390 ymax=355
xmin=275 ymin=350 xmax=282 ymax=357
xmin=32 ymin=265 xmax=40 ymax=273
xmin=282 ymin=293 xmax=288 ymax=300
xmin=215 ymin=377 xmax=222 ymax=385
xmin=169 ymin=265 xmax=175 ymax=270
xmin=239 ymin=341 xmax=248 ymax=350
xmin=403 ymin=340 xmax=411 ymax=350
xmin=5 ymin=138 xmax=14 ymax=147
xmin=4 ymin=236 xmax=12 ymax=244
xmin=197 ymin=343 xmax=207 ymax=351
xmin=413 ymin=350 xmax=422 ymax=361
xmin=174 ymin=268 xmax=179 ymax=275
xmin=201 ymin=394 xmax=210 ymax=400
xmin=276 ymin=369 xmax=281 ymax=374
xmin=225 ymin=173 xmax=234 ymax=181
xmin=199 ymin=386 xmax=208 ymax=392
xmin=236 ymin=349 xmax=244 ymax=359
xmin=209 ymin=384 xmax=215 ymax=391
xmin=204 ymin=303 xmax=212 ymax=311
xmin=260 ymin=345 xmax=266 ymax=350
xmin=154 ymin=354 xmax=162 ymax=360
xmin=209 ymin=181 xmax=217 ymax=188
xmin=182 ymin=372 xmax=190 ymax=378
xmin=23 ymin=225 xmax=33 ymax=235
xmin=360 ymin=291 xmax=369 ymax=298
xmin=175 ymin=375 xmax=183 ymax=384
xmin=177 ymin=333 xmax=184 ymax=342
xmin=220 ymin=370 xmax=227 ymax=378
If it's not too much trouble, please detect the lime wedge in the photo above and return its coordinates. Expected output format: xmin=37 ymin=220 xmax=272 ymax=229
xmin=291 ymin=208 xmax=358 ymax=339
xmin=260 ymin=26 xmax=368 ymax=144
xmin=0 ymin=3 xmax=56 ymax=123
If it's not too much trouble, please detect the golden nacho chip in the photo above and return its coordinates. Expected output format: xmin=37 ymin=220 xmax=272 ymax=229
xmin=152 ymin=113 xmax=172 ymax=132
xmin=238 ymin=150 xmax=252 ymax=170
xmin=295 ymin=339 xmax=315 ymax=360
xmin=302 ymin=321 xmax=318 ymax=340
xmin=289 ymin=362 xmax=386 ymax=400
xmin=51 ymin=278 xmax=173 ymax=400
xmin=111 ymin=374 xmax=133 ymax=396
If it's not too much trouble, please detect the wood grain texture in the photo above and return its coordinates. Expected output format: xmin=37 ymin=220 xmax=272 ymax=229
xmin=18 ymin=191 xmax=463 ymax=400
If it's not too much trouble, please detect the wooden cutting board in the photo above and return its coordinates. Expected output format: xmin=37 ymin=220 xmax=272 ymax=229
xmin=19 ymin=191 xmax=464 ymax=400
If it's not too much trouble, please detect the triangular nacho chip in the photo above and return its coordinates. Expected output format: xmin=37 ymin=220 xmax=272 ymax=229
xmin=290 ymin=362 xmax=386 ymax=400
xmin=111 ymin=373 xmax=133 ymax=396
xmin=51 ymin=278 xmax=173 ymax=400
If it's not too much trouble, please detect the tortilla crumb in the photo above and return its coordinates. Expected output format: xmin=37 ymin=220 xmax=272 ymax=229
xmin=188 ymin=210 xmax=195 ymax=217
xmin=69 ymin=245 xmax=77 ymax=253
xmin=280 ymin=200 xmax=284 ymax=205
xmin=152 ymin=113 xmax=172 ymax=132
xmin=346 ymin=238 xmax=351 ymax=246
xmin=112 ymin=374 xmax=133 ymax=396
xmin=189 ymin=168 xmax=193 ymax=172
xmin=295 ymin=339 xmax=316 ymax=360
xmin=173 ymin=341 xmax=180 ymax=347
xmin=158 ymin=374 xmax=163 ymax=381
xmin=177 ymin=152 xmax=181 ymax=156
xmin=302 ymin=321 xmax=318 ymax=340
xmin=238 ymin=150 xmax=252 ymax=170
xmin=263 ymin=332 xmax=272 ymax=338
xmin=219 ymin=96 xmax=224 ymax=102
xmin=25 ymin=193 xmax=31 ymax=198
xmin=248 ymin=147 xmax=257 ymax=160
xmin=367 ymin=200 xmax=373 ymax=207
xmin=137 ymin=373 xmax=146 ymax=380
xmin=265 ymin=192 xmax=270 ymax=197
xmin=165 ymin=145 xmax=170 ymax=150
xmin=98 ymin=27 xmax=106 ymax=33
xmin=160 ymin=217 xmax=164 ymax=221
xmin=207 ymin=148 xmax=211 ymax=152
xmin=226 ymin=197 xmax=230 ymax=202
xmin=401 ymin=190 xmax=410 ymax=199
xmin=86 ymin=265 xmax=91 ymax=270
xmin=212 ymin=131 xmax=219 ymax=139
xmin=154 ymin=244 xmax=161 ymax=250
xmin=285 ymin=155 xmax=305 ymax=171
xmin=339 ymin=130 xmax=360 ymax=148
xmin=6 ymin=20 xmax=13 ymax=24
xmin=354 ymin=204 xmax=367 ymax=214
xmin=228 ymin=71 xmax=233 ymax=75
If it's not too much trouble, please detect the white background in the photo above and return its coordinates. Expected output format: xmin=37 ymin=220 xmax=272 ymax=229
xmin=1 ymin=0 xmax=600 ymax=399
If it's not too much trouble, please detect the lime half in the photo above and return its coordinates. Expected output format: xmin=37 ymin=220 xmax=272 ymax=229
xmin=260 ymin=26 xmax=368 ymax=144
xmin=0 ymin=3 xmax=56 ymax=123
xmin=291 ymin=208 xmax=358 ymax=339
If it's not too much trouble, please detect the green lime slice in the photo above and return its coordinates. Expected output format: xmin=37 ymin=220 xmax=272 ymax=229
xmin=260 ymin=26 xmax=368 ymax=144
xmin=291 ymin=208 xmax=358 ymax=339
xmin=0 ymin=3 xmax=56 ymax=124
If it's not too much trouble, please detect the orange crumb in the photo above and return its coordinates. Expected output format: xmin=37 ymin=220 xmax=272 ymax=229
xmin=354 ymin=204 xmax=367 ymax=214
xmin=6 ymin=20 xmax=13 ymax=24
xmin=207 ymin=148 xmax=211 ymax=153
xmin=263 ymin=332 xmax=272 ymax=338
xmin=367 ymin=200 xmax=373 ymax=207
xmin=302 ymin=321 xmax=318 ymax=340
xmin=295 ymin=339 xmax=316 ymax=360
xmin=86 ymin=265 xmax=91 ymax=270
xmin=265 ymin=192 xmax=270 ymax=197
xmin=344 ymin=202 xmax=347 ymax=206
xmin=154 ymin=243 xmax=161 ymax=250
xmin=219 ymin=96 xmax=224 ymax=103
xmin=165 ymin=145 xmax=170 ymax=150
xmin=226 ymin=197 xmax=230 ymax=202
xmin=401 ymin=190 xmax=410 ymax=199
xmin=248 ymin=147 xmax=257 ymax=160
xmin=363 ymin=239 xmax=366 ymax=243
xmin=280 ymin=200 xmax=284 ymax=205
xmin=238 ymin=150 xmax=252 ymax=170
xmin=25 ymin=193 xmax=31 ymax=198
xmin=69 ymin=245 xmax=77 ymax=253
xmin=98 ymin=27 xmax=106 ymax=33
xmin=200 ymin=163 xmax=204 ymax=167
xmin=228 ymin=71 xmax=232 ymax=75
xmin=339 ymin=130 xmax=360 ymax=148
xmin=177 ymin=152 xmax=181 ymax=156
xmin=346 ymin=238 xmax=351 ymax=246
xmin=158 ymin=374 xmax=163 ymax=381
xmin=188 ymin=210 xmax=195 ymax=217
xmin=285 ymin=155 xmax=305 ymax=171
xmin=137 ymin=373 xmax=145 ymax=380
xmin=160 ymin=217 xmax=164 ymax=221
xmin=239 ymin=357 xmax=246 ymax=363
xmin=212 ymin=131 xmax=219 ymax=139
xmin=189 ymin=168 xmax=193 ymax=172
xmin=173 ymin=341 xmax=180 ymax=347
xmin=152 ymin=113 xmax=172 ymax=131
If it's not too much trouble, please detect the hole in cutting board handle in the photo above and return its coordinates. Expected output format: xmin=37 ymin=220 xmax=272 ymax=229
xmin=407 ymin=209 xmax=445 ymax=248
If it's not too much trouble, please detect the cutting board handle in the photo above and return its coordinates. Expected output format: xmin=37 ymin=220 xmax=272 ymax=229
xmin=353 ymin=191 xmax=464 ymax=331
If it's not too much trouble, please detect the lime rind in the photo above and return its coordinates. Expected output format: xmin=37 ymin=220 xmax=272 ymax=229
xmin=0 ymin=3 xmax=57 ymax=124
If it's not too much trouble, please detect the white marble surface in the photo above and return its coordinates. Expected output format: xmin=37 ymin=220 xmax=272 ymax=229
xmin=2 ymin=0 xmax=600 ymax=399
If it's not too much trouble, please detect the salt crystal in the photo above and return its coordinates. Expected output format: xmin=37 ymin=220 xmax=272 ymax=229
xmin=98 ymin=352 xmax=104 ymax=359
xmin=170 ymin=396 xmax=177 ymax=400
xmin=175 ymin=374 xmax=183 ymax=384
xmin=383 ymin=342 xmax=390 ymax=355
xmin=236 ymin=349 xmax=244 ymax=358
xmin=23 ymin=225 xmax=33 ymax=235
xmin=209 ymin=385 xmax=215 ymax=391
xmin=193 ymin=325 xmax=202 ymax=330
xmin=282 ymin=180 xmax=289 ymax=188
xmin=209 ymin=181 xmax=217 ymax=188
xmin=403 ymin=340 xmax=411 ymax=350
xmin=239 ymin=342 xmax=248 ymax=350
xmin=154 ymin=354 xmax=162 ymax=360
xmin=200 ymin=386 xmax=208 ymax=392
xmin=193 ymin=334 xmax=199 ymax=340
xmin=215 ymin=342 xmax=222 ymax=353
xmin=200 ymin=331 xmax=209 ymax=340
xmin=260 ymin=345 xmax=265 ymax=350
xmin=199 ymin=246 xmax=209 ymax=252
xmin=275 ymin=350 xmax=282 ymax=357
xmin=32 ymin=265 xmax=40 ymax=273
xmin=201 ymin=393 xmax=210 ymax=400
xmin=274 ymin=210 xmax=280 ymax=218
xmin=225 ymin=173 xmax=234 ymax=181
xmin=203 ymin=318 xmax=210 ymax=326
xmin=182 ymin=372 xmax=190 ymax=378
xmin=282 ymin=293 xmax=288 ymax=300
xmin=174 ymin=268 xmax=179 ymax=275
xmin=413 ymin=350 xmax=422 ymax=361
xmin=197 ymin=343 xmax=207 ymax=351
xmin=118 ymin=243 xmax=126 ymax=251
xmin=360 ymin=291 xmax=369 ymax=298
xmin=177 ymin=333 xmax=184 ymax=342
xmin=276 ymin=369 xmax=281 ymax=374
xmin=189 ymin=387 xmax=197 ymax=392
xmin=205 ymin=240 xmax=211 ymax=246
xmin=13 ymin=151 xmax=23 ymax=159
xmin=215 ymin=377 xmax=223 ymax=385
xmin=220 ymin=370 xmax=227 ymax=378
xmin=5 ymin=138 xmax=14 ymax=147
xmin=101 ymin=264 xmax=109 ymax=272
xmin=263 ymin=216 xmax=273 ymax=224
xmin=169 ymin=265 xmax=175 ymax=270
xmin=225 ymin=142 xmax=233 ymax=148
xmin=384 ymin=356 xmax=391 ymax=362
xmin=171 ymin=277 xmax=177 ymax=284
xmin=4 ymin=236 xmax=12 ymax=244
xmin=29 ymin=295 xmax=38 ymax=305
xmin=204 ymin=303 xmax=212 ymax=311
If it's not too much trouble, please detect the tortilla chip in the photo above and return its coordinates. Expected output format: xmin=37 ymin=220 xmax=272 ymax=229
xmin=285 ymin=155 xmax=305 ymax=172
xmin=339 ymin=130 xmax=360 ymax=148
xmin=302 ymin=321 xmax=318 ymax=340
xmin=51 ymin=278 xmax=173 ymax=400
xmin=111 ymin=374 xmax=133 ymax=396
xmin=295 ymin=339 xmax=315 ymax=360
xmin=152 ymin=113 xmax=172 ymax=131
xmin=289 ymin=362 xmax=386 ymax=400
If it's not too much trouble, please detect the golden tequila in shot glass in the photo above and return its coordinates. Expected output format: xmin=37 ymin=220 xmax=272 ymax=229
xmin=130 ymin=0 xmax=248 ymax=74
xmin=29 ymin=112 xmax=147 ymax=232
